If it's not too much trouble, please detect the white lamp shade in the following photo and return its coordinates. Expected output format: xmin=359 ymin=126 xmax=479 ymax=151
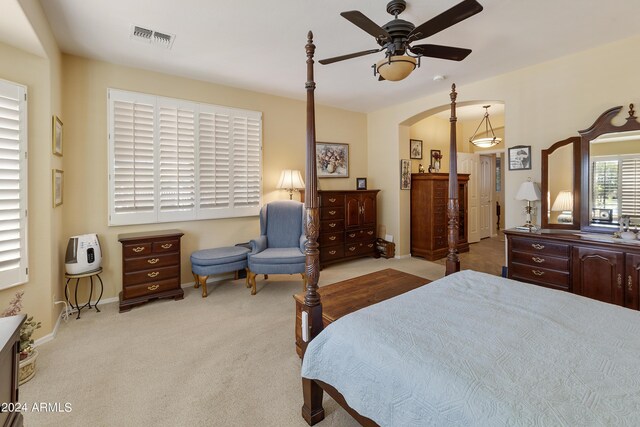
xmin=470 ymin=137 xmax=502 ymax=148
xmin=516 ymin=181 xmax=541 ymax=201
xmin=277 ymin=169 xmax=305 ymax=190
xmin=551 ymin=190 xmax=573 ymax=211
xmin=376 ymin=56 xmax=417 ymax=81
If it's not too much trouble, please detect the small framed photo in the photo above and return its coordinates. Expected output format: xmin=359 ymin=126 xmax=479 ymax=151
xmin=508 ymin=145 xmax=532 ymax=170
xmin=410 ymin=139 xmax=422 ymax=159
xmin=356 ymin=177 xmax=367 ymax=190
xmin=52 ymin=169 xmax=63 ymax=207
xmin=400 ymin=159 xmax=411 ymax=190
xmin=52 ymin=115 xmax=63 ymax=156
xmin=430 ymin=150 xmax=442 ymax=169
xmin=316 ymin=142 xmax=349 ymax=178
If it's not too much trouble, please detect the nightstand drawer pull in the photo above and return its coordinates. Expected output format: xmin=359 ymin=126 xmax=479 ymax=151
xmin=132 ymin=246 xmax=145 ymax=253
xmin=329 ymin=236 xmax=336 ymax=241
xmin=147 ymin=271 xmax=159 ymax=278
xmin=531 ymin=243 xmax=545 ymax=250
xmin=147 ymin=284 xmax=159 ymax=291
xmin=531 ymin=269 xmax=544 ymax=276
xmin=147 ymin=258 xmax=160 ymax=264
xmin=349 ymin=233 xmax=356 ymax=238
xmin=329 ymin=223 xmax=336 ymax=228
xmin=329 ymin=250 xmax=336 ymax=255
xmin=367 ymin=231 xmax=373 ymax=235
xmin=329 ymin=198 xmax=336 ymax=203
xmin=531 ymin=257 xmax=545 ymax=264
xmin=368 ymin=244 xmax=373 ymax=248
xmin=329 ymin=210 xmax=336 ymax=215
xmin=348 ymin=246 xmax=356 ymax=252
xmin=161 ymin=243 xmax=173 ymax=249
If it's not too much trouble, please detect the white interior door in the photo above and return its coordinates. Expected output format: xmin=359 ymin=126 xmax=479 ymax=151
xmin=479 ymin=155 xmax=492 ymax=239
xmin=457 ymin=152 xmax=480 ymax=243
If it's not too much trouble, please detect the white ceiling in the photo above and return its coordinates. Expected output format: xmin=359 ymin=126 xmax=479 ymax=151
xmin=35 ymin=0 xmax=640 ymax=113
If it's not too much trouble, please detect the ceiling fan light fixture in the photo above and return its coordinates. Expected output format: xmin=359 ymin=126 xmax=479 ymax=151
xmin=470 ymin=105 xmax=502 ymax=148
xmin=375 ymin=55 xmax=417 ymax=81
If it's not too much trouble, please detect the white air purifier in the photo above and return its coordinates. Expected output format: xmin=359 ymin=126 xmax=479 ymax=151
xmin=65 ymin=234 xmax=102 ymax=275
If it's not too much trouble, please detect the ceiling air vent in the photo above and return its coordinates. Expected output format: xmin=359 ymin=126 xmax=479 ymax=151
xmin=130 ymin=25 xmax=175 ymax=50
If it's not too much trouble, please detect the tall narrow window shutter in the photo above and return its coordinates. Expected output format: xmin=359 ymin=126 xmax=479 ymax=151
xmin=198 ymin=111 xmax=230 ymax=213
xmin=621 ymin=158 xmax=640 ymax=217
xmin=0 ymin=80 xmax=27 ymax=288
xmin=110 ymin=95 xmax=156 ymax=225
xmin=158 ymin=102 xmax=195 ymax=221
xmin=231 ymin=115 xmax=262 ymax=212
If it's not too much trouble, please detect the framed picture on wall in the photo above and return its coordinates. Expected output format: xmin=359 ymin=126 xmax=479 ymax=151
xmin=508 ymin=145 xmax=532 ymax=170
xmin=400 ymin=159 xmax=411 ymax=190
xmin=52 ymin=116 xmax=63 ymax=156
xmin=52 ymin=169 xmax=63 ymax=207
xmin=410 ymin=139 xmax=422 ymax=159
xmin=316 ymin=142 xmax=349 ymax=178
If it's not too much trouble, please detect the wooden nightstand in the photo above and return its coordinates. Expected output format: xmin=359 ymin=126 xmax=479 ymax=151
xmin=118 ymin=230 xmax=184 ymax=312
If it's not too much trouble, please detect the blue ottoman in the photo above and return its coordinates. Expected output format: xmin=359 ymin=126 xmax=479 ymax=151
xmin=190 ymin=246 xmax=250 ymax=297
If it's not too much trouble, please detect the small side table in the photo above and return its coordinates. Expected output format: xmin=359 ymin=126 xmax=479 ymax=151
xmin=64 ymin=268 xmax=104 ymax=319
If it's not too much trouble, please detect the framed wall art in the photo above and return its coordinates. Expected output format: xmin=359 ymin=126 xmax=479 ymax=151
xmin=508 ymin=145 xmax=532 ymax=170
xmin=410 ymin=139 xmax=422 ymax=159
xmin=316 ymin=142 xmax=349 ymax=178
xmin=52 ymin=115 xmax=63 ymax=156
xmin=400 ymin=159 xmax=411 ymax=190
xmin=52 ymin=169 xmax=63 ymax=207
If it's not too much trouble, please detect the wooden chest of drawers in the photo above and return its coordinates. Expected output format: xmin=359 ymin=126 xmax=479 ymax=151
xmin=118 ymin=230 xmax=184 ymax=312
xmin=318 ymin=190 xmax=379 ymax=268
xmin=508 ymin=234 xmax=571 ymax=291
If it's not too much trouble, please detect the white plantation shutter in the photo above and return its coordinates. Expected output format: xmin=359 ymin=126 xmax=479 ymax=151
xmin=158 ymin=100 xmax=196 ymax=221
xmin=621 ymin=158 xmax=640 ymax=217
xmin=0 ymin=79 xmax=27 ymax=289
xmin=108 ymin=89 xmax=262 ymax=225
xmin=198 ymin=110 xmax=231 ymax=212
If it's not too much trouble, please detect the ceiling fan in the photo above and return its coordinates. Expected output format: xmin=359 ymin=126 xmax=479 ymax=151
xmin=319 ymin=0 xmax=483 ymax=81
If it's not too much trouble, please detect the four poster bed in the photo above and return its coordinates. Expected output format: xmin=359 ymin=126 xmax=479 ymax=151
xmin=298 ymin=32 xmax=640 ymax=426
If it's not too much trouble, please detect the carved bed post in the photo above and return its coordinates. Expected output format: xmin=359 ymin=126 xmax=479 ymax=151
xmin=301 ymin=31 xmax=325 ymax=426
xmin=445 ymin=84 xmax=460 ymax=275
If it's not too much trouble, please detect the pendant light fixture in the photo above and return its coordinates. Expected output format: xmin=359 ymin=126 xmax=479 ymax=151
xmin=469 ymin=105 xmax=502 ymax=148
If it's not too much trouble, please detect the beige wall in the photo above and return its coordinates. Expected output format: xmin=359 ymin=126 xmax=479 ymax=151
xmin=368 ymin=35 xmax=640 ymax=257
xmin=0 ymin=0 xmax=62 ymax=340
xmin=62 ymin=55 xmax=368 ymax=304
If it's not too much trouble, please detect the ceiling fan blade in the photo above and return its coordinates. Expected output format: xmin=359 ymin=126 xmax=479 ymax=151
xmin=319 ymin=49 xmax=381 ymax=65
xmin=340 ymin=11 xmax=391 ymax=41
xmin=408 ymin=0 xmax=483 ymax=42
xmin=409 ymin=44 xmax=472 ymax=61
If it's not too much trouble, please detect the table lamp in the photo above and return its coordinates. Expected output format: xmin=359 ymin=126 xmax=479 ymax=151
xmin=551 ymin=190 xmax=573 ymax=223
xmin=516 ymin=180 xmax=541 ymax=230
xmin=277 ymin=169 xmax=305 ymax=200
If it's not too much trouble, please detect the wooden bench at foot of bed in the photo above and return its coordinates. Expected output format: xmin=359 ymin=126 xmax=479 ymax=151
xmin=293 ymin=268 xmax=429 ymax=358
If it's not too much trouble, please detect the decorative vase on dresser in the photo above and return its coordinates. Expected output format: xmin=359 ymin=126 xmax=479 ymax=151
xmin=410 ymin=173 xmax=469 ymax=261
xmin=118 ymin=230 xmax=184 ymax=312
xmin=318 ymin=190 xmax=379 ymax=268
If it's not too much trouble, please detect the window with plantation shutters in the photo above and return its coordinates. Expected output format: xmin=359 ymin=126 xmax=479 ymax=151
xmin=621 ymin=158 xmax=640 ymax=218
xmin=0 ymin=79 xmax=27 ymax=289
xmin=108 ymin=89 xmax=262 ymax=226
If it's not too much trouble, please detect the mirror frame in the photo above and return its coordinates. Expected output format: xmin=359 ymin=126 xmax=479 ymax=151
xmin=541 ymin=136 xmax=581 ymax=229
xmin=579 ymin=104 xmax=640 ymax=233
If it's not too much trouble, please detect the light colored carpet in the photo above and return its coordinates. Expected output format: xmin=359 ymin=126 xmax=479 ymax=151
xmin=22 ymin=232 xmax=505 ymax=427
xmin=21 ymin=256 xmax=446 ymax=427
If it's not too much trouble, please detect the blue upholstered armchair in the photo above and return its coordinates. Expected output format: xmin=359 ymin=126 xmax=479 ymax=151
xmin=247 ymin=200 xmax=307 ymax=295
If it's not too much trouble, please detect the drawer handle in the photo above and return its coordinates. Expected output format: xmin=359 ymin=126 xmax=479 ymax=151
xmin=329 ymin=198 xmax=336 ymax=203
xmin=628 ymin=275 xmax=633 ymax=292
xmin=148 ymin=258 xmax=160 ymax=264
xmin=329 ymin=223 xmax=336 ymax=228
xmin=617 ymin=274 xmax=622 ymax=289
xmin=148 ymin=271 xmax=160 ymax=278
xmin=329 ymin=210 xmax=336 ymax=215
xmin=329 ymin=236 xmax=336 ymax=241
xmin=132 ymin=246 xmax=145 ymax=253
xmin=367 ymin=244 xmax=373 ymax=248
xmin=147 ymin=284 xmax=159 ymax=291
xmin=349 ymin=233 xmax=356 ymax=238
xmin=161 ymin=243 xmax=173 ymax=249
xmin=367 ymin=231 xmax=373 ymax=235
xmin=531 ymin=257 xmax=545 ymax=264
xmin=348 ymin=246 xmax=356 ymax=252
xmin=531 ymin=269 xmax=544 ymax=276
xmin=531 ymin=243 xmax=545 ymax=250
xmin=329 ymin=250 xmax=336 ymax=255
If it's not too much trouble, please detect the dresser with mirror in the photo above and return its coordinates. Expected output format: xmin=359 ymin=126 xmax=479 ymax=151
xmin=506 ymin=103 xmax=640 ymax=310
